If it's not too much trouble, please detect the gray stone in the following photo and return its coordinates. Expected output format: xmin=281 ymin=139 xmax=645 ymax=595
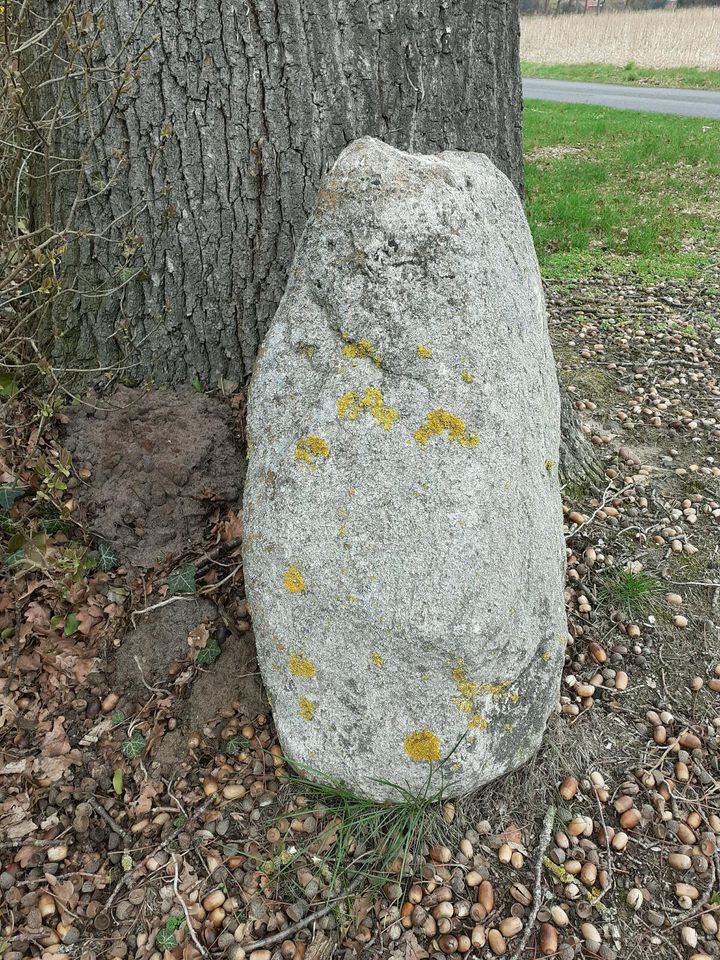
xmin=243 ymin=137 xmax=567 ymax=801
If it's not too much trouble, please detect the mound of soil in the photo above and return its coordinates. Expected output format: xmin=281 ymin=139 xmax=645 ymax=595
xmin=64 ymin=386 xmax=244 ymax=568
xmin=114 ymin=597 xmax=220 ymax=697
xmin=115 ymin=597 xmax=265 ymax=771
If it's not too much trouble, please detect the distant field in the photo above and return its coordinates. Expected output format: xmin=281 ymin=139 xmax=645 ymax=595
xmin=523 ymin=101 xmax=720 ymax=280
xmin=522 ymin=62 xmax=720 ymax=91
xmin=521 ymin=8 xmax=720 ymax=70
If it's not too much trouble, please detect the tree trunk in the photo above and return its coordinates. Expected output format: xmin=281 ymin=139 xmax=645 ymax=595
xmin=559 ymin=383 xmax=605 ymax=491
xmin=33 ymin=0 xmax=598 ymax=483
xmin=37 ymin=0 xmax=523 ymax=387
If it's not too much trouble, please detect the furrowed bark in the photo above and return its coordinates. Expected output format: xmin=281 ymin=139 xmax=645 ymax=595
xmin=36 ymin=0 xmax=523 ymax=387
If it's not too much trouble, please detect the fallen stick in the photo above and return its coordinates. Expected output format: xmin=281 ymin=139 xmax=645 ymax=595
xmin=87 ymin=796 xmax=132 ymax=843
xmin=509 ymin=804 xmax=556 ymax=960
xmin=243 ymin=875 xmax=364 ymax=952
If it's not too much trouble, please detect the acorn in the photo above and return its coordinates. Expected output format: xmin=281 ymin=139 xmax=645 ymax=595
xmin=539 ymin=923 xmax=558 ymax=956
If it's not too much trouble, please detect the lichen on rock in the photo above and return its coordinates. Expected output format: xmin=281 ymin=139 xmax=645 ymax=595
xmin=243 ymin=137 xmax=567 ymax=801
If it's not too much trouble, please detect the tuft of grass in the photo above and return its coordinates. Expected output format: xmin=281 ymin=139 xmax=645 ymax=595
xmin=281 ymin=772 xmax=438 ymax=895
xmin=523 ymin=101 xmax=720 ymax=281
xmin=600 ymin=569 xmax=661 ymax=615
xmin=522 ymin=61 xmax=720 ymax=92
xmin=261 ymin=750 xmax=469 ymax=903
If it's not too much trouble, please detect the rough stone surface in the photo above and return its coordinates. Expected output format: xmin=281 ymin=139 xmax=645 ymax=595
xmin=243 ymin=138 xmax=567 ymax=801
xmin=64 ymin=386 xmax=244 ymax=568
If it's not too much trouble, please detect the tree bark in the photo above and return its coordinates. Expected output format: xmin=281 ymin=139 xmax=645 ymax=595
xmin=558 ymin=382 xmax=605 ymax=491
xmin=38 ymin=0 xmax=523 ymax=387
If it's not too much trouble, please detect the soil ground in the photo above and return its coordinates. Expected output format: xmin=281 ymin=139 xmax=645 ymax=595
xmin=1 ymin=271 xmax=719 ymax=960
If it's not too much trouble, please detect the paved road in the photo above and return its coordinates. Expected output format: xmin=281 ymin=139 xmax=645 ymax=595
xmin=523 ymin=78 xmax=720 ymax=120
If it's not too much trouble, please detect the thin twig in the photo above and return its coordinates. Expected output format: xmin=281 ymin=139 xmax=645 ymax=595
xmin=243 ymin=876 xmax=364 ymax=952
xmin=667 ymin=856 xmax=716 ymax=929
xmin=591 ymin=784 xmax=614 ymax=903
xmin=566 ymin=482 xmax=633 ymax=540
xmin=131 ymin=594 xmax=192 ymax=625
xmin=98 ymin=793 xmax=219 ymax=916
xmin=509 ymin=804 xmax=556 ymax=960
xmin=172 ymin=853 xmax=208 ymax=958
xmin=87 ymin=796 xmax=131 ymax=843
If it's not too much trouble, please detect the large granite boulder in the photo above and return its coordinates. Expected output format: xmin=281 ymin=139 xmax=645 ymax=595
xmin=243 ymin=137 xmax=567 ymax=801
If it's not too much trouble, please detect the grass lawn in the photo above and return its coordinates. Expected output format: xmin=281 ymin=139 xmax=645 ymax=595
xmin=522 ymin=61 xmax=720 ymax=91
xmin=523 ymin=100 xmax=720 ymax=280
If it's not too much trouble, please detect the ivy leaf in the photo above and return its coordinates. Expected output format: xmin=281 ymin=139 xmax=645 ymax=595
xmin=0 ymin=486 xmax=24 ymax=511
xmin=225 ymin=735 xmax=249 ymax=757
xmin=196 ymin=636 xmax=221 ymax=667
xmin=155 ymin=929 xmax=177 ymax=950
xmin=165 ymin=915 xmax=183 ymax=933
xmin=42 ymin=516 xmax=73 ymax=534
xmin=97 ymin=542 xmax=120 ymax=572
xmin=64 ymin=612 xmax=80 ymax=636
xmin=3 ymin=548 xmax=24 ymax=567
xmin=121 ymin=732 xmax=146 ymax=759
xmin=168 ymin=563 xmax=196 ymax=595
xmin=111 ymin=708 xmax=126 ymax=727
xmin=0 ymin=373 xmax=18 ymax=398
xmin=112 ymin=767 xmax=124 ymax=796
xmin=191 ymin=374 xmax=204 ymax=393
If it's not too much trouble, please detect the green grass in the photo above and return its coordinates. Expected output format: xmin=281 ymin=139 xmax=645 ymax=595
xmin=600 ymin=569 xmax=661 ymax=616
xmin=254 ymin=763 xmax=451 ymax=909
xmin=523 ymin=101 xmax=720 ymax=280
xmin=522 ymin=61 xmax=720 ymax=92
xmin=280 ymin=771 xmax=439 ymax=894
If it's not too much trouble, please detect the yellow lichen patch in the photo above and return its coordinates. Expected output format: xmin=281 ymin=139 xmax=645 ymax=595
xmin=452 ymin=697 xmax=473 ymax=716
xmin=461 ymin=370 xmax=474 ymax=383
xmin=341 ymin=337 xmax=382 ymax=368
xmin=414 ymin=409 xmax=479 ymax=448
xmin=544 ymin=459 xmax=556 ymax=471
xmin=337 ymin=391 xmax=358 ymax=419
xmin=478 ymin=679 xmax=513 ymax=699
xmin=416 ymin=345 xmax=433 ymax=358
xmin=338 ymin=524 xmax=348 ymax=536
xmin=504 ymin=723 xmax=514 ymax=733
xmin=371 ymin=652 xmax=384 ymax=668
xmin=468 ymin=713 xmax=488 ymax=731
xmin=510 ymin=691 xmax=519 ymax=705
xmin=298 ymin=697 xmax=315 ymax=721
xmin=288 ymin=652 xmax=316 ymax=678
xmin=337 ymin=388 xmax=398 ymax=431
xmin=404 ymin=730 xmax=441 ymax=762
xmin=283 ymin=565 xmax=305 ymax=593
xmin=542 ymin=650 xmax=552 ymax=662
xmin=451 ymin=666 xmax=479 ymax=700
xmin=294 ymin=435 xmax=330 ymax=468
